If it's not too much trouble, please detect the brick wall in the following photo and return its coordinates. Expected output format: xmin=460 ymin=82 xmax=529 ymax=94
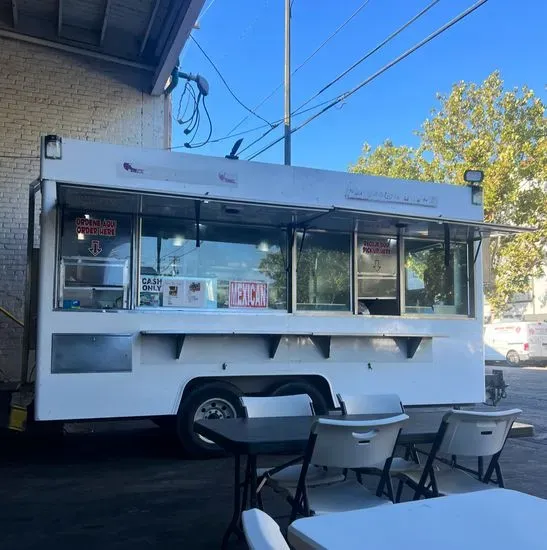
xmin=0 ymin=37 xmax=169 ymax=380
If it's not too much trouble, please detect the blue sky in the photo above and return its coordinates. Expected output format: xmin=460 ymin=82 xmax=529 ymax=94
xmin=173 ymin=0 xmax=546 ymax=171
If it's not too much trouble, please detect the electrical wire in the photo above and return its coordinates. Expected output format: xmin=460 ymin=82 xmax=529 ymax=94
xmin=186 ymin=97 xmax=214 ymax=148
xmin=225 ymin=0 xmax=373 ymax=138
xmin=293 ymin=0 xmax=441 ymax=116
xmin=190 ymin=35 xmax=274 ymax=127
xmin=245 ymin=0 xmax=489 ymax=161
xmin=236 ymin=0 xmax=440 ymax=157
xmin=170 ymin=93 xmax=347 ymax=150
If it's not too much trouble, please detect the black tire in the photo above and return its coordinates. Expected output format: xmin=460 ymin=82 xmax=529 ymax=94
xmin=506 ymin=350 xmax=520 ymax=367
xmin=270 ymin=379 xmax=329 ymax=415
xmin=176 ymin=381 xmax=244 ymax=458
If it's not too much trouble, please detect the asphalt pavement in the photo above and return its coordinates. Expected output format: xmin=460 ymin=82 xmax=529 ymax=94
xmin=0 ymin=365 xmax=545 ymax=549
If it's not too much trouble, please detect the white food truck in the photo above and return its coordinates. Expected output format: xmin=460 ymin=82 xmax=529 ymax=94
xmin=485 ymin=322 xmax=547 ymax=366
xmin=11 ymin=136 xmax=530 ymax=455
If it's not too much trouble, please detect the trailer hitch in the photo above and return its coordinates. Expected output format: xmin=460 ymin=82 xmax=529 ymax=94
xmin=485 ymin=369 xmax=508 ymax=406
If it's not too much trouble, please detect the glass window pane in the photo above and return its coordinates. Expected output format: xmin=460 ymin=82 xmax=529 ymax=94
xmin=59 ymin=211 xmax=132 ymax=309
xmin=404 ymin=239 xmax=469 ymax=315
xmin=297 ymin=232 xmax=351 ymax=312
xmin=357 ymin=236 xmax=398 ymax=299
xmin=139 ymin=219 xmax=287 ymax=310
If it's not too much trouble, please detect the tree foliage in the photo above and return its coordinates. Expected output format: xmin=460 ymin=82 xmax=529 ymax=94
xmin=350 ymin=72 xmax=547 ymax=316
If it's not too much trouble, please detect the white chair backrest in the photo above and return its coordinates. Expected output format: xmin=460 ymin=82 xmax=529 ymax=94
xmin=241 ymin=394 xmax=314 ymax=418
xmin=310 ymin=414 xmax=408 ymax=469
xmin=337 ymin=393 xmax=404 ymax=415
xmin=242 ymin=509 xmax=290 ymax=550
xmin=439 ymin=409 xmax=522 ymax=457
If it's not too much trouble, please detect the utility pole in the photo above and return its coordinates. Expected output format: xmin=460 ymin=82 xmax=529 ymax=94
xmin=283 ymin=0 xmax=291 ymax=165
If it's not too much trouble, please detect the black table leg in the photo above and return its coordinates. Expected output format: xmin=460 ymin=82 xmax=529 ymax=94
xmin=222 ymin=454 xmax=244 ymax=549
xmin=248 ymin=454 xmax=258 ymax=508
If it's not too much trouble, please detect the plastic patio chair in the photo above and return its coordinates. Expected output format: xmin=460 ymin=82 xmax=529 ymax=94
xmin=337 ymin=393 xmax=419 ymax=492
xmin=288 ymin=413 xmax=409 ymax=521
xmin=396 ymin=408 xmax=522 ymax=501
xmin=240 ymin=395 xmax=345 ymax=501
xmin=242 ymin=508 xmax=290 ymax=550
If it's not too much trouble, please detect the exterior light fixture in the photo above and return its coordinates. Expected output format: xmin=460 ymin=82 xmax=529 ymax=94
xmin=464 ymin=169 xmax=484 ymax=205
xmin=173 ymin=235 xmax=185 ymax=247
xmin=44 ymin=135 xmax=62 ymax=159
xmin=258 ymin=241 xmax=269 ymax=252
xmin=464 ymin=169 xmax=484 ymax=184
xmin=77 ymin=233 xmax=85 ymax=241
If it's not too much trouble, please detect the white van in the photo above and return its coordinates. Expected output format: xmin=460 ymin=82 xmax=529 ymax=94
xmin=485 ymin=322 xmax=547 ymax=366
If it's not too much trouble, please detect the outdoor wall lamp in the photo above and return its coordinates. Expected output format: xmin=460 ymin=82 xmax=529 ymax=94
xmin=465 ymin=169 xmax=484 ymax=205
xmin=44 ymin=135 xmax=62 ymax=159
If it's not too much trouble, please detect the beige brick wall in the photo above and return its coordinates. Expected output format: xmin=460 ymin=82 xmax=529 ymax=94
xmin=0 ymin=37 xmax=169 ymax=380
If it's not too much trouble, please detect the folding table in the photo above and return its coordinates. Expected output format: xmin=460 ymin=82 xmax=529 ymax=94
xmin=288 ymin=488 xmax=547 ymax=549
xmin=195 ymin=410 xmax=533 ymax=548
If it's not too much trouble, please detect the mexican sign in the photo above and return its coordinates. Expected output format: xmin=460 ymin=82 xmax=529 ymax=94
xmin=229 ymin=281 xmax=268 ymax=309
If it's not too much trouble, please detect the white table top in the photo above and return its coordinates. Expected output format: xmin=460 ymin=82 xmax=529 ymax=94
xmin=288 ymin=489 xmax=547 ymax=550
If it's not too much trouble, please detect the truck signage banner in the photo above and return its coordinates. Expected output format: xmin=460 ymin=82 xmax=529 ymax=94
xmin=229 ymin=281 xmax=268 ymax=309
xmin=140 ymin=277 xmax=163 ymax=293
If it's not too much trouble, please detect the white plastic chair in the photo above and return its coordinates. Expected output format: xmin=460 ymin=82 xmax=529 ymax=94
xmin=240 ymin=395 xmax=345 ymax=494
xmin=242 ymin=509 xmax=289 ymax=550
xmin=241 ymin=394 xmax=314 ymax=418
xmin=397 ymin=408 xmax=522 ymax=500
xmin=289 ymin=413 xmax=409 ymax=520
xmin=337 ymin=393 xmax=404 ymax=416
xmin=337 ymin=393 xmax=417 ymax=481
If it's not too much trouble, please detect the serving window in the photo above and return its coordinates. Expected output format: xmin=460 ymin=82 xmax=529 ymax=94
xmin=404 ymin=239 xmax=470 ymax=316
xmin=139 ymin=218 xmax=288 ymax=310
xmin=58 ymin=210 xmax=132 ymax=309
xmin=296 ymin=231 xmax=352 ymax=312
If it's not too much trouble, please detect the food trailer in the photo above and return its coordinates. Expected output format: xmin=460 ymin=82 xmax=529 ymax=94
xmin=15 ymin=136 xmax=529 ymax=455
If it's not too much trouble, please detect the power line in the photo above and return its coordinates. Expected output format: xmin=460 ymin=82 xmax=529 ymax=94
xmin=237 ymin=0 xmax=440 ymax=157
xmin=245 ymin=0 xmax=489 ymax=161
xmin=189 ymin=35 xmax=274 ymax=127
xmin=225 ymin=0 xmax=373 ymax=138
xmin=170 ymin=94 xmax=346 ymax=150
xmin=293 ymin=0 xmax=441 ymax=116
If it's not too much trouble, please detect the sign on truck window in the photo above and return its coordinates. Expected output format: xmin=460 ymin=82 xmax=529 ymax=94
xmin=229 ymin=281 xmax=268 ymax=309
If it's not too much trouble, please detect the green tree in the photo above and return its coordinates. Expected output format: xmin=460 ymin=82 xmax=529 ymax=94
xmin=350 ymin=71 xmax=547 ymax=316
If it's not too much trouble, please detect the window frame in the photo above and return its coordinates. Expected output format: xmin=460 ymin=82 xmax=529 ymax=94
xmin=55 ymin=206 xmax=135 ymax=311
xmin=137 ymin=215 xmax=291 ymax=313
xmin=401 ymin=236 xmax=474 ymax=318
xmin=294 ymin=228 xmax=354 ymax=315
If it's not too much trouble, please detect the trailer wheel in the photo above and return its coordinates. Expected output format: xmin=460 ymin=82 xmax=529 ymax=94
xmin=506 ymin=350 xmax=520 ymax=367
xmin=176 ymin=381 xmax=244 ymax=457
xmin=270 ymin=380 xmax=329 ymax=415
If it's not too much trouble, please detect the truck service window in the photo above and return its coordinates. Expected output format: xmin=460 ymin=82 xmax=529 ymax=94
xmin=357 ymin=236 xmax=398 ymax=315
xmin=58 ymin=211 xmax=132 ymax=309
xmin=296 ymin=231 xmax=351 ymax=312
xmin=404 ymin=239 xmax=469 ymax=316
xmin=139 ymin=219 xmax=287 ymax=310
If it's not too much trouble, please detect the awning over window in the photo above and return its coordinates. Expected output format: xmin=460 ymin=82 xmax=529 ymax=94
xmin=310 ymin=208 xmax=535 ymax=240
xmin=57 ymin=184 xmax=535 ymax=239
xmin=57 ymin=184 xmax=330 ymax=227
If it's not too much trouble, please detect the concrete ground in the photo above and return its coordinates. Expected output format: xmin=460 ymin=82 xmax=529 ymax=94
xmin=1 ymin=365 xmax=546 ymax=549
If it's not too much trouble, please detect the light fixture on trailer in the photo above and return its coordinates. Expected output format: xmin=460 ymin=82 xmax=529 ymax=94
xmin=44 ymin=135 xmax=62 ymax=159
xmin=464 ymin=169 xmax=484 ymax=205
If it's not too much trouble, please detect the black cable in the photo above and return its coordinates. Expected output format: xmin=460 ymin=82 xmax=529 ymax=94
xmin=293 ymin=0 xmax=441 ymax=116
xmin=171 ymin=94 xmax=343 ymax=150
xmin=187 ymin=97 xmax=214 ymax=148
xmin=225 ymin=0 xmax=373 ymax=138
xmin=190 ymin=35 xmax=274 ymax=127
xmin=245 ymin=0 xmax=489 ymax=161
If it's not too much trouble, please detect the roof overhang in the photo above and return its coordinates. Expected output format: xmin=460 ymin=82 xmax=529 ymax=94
xmin=56 ymin=184 xmax=536 ymax=239
xmin=0 ymin=0 xmax=205 ymax=95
